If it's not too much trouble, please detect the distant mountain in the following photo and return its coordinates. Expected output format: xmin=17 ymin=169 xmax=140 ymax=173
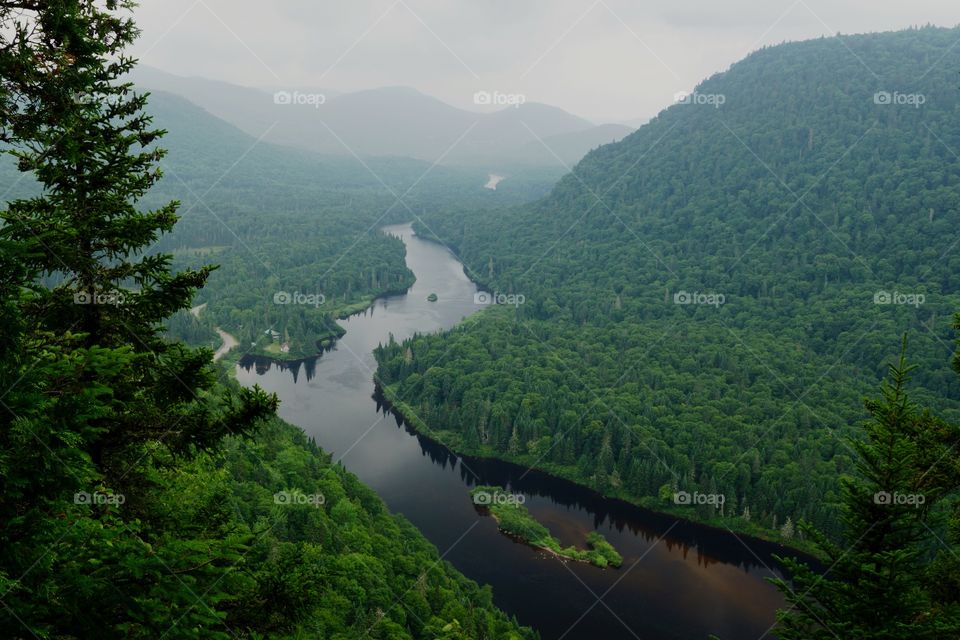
xmin=620 ymin=116 xmax=654 ymax=128
xmin=131 ymin=66 xmax=632 ymax=167
xmin=131 ymin=66 xmax=290 ymax=141
xmin=124 ymin=90 xmax=560 ymax=212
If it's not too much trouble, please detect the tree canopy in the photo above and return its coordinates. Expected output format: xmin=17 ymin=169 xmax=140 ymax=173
xmin=376 ymin=26 xmax=960 ymax=543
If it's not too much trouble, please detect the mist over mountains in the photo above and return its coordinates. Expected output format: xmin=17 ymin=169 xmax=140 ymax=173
xmin=132 ymin=65 xmax=633 ymax=168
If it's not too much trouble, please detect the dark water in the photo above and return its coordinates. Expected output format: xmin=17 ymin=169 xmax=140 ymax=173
xmin=236 ymin=223 xmax=791 ymax=640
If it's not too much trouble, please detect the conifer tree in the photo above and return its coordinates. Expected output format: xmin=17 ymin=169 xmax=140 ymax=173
xmin=772 ymin=341 xmax=960 ymax=639
xmin=0 ymin=0 xmax=277 ymax=469
xmin=0 ymin=3 xmax=276 ymax=636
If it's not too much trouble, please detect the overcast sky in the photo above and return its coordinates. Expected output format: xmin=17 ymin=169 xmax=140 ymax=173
xmin=131 ymin=0 xmax=959 ymax=123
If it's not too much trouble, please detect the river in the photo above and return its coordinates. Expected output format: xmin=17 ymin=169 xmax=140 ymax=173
xmin=235 ymin=222 xmax=790 ymax=640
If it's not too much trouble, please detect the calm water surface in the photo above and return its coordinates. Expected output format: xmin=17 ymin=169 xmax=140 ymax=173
xmin=236 ymin=223 xmax=791 ymax=640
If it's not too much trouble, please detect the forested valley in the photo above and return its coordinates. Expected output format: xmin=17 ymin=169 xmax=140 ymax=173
xmin=4 ymin=2 xmax=960 ymax=638
xmin=146 ymin=93 xmax=561 ymax=358
xmin=1 ymin=88 xmax=562 ymax=360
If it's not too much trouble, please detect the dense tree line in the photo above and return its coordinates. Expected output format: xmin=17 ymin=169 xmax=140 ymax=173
xmin=0 ymin=3 xmax=534 ymax=638
xmin=376 ymin=26 xmax=960 ymax=542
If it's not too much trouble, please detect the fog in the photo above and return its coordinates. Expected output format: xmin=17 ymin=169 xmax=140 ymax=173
xmin=132 ymin=0 xmax=959 ymax=123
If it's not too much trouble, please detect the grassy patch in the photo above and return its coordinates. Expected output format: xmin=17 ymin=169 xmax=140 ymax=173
xmin=471 ymin=485 xmax=622 ymax=568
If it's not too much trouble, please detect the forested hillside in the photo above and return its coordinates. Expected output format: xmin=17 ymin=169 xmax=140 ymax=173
xmin=376 ymin=26 xmax=960 ymax=541
xmin=2 ymin=364 xmax=536 ymax=638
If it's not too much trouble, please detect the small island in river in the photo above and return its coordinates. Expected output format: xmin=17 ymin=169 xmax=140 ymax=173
xmin=427 ymin=293 xmax=438 ymax=302
xmin=471 ymin=485 xmax=622 ymax=568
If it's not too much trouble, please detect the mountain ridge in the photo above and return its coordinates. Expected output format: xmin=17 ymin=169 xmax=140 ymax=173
xmin=131 ymin=65 xmax=633 ymax=167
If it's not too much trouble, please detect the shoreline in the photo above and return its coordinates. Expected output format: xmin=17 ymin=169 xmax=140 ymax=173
xmin=372 ymin=226 xmax=823 ymax=563
xmin=375 ymin=381 xmax=824 ymax=564
xmin=227 ymin=288 xmax=409 ymax=365
xmin=198 ymin=226 xmax=418 ymax=367
xmin=229 ymin=222 xmax=419 ymax=364
xmin=214 ymin=284 xmax=416 ymax=366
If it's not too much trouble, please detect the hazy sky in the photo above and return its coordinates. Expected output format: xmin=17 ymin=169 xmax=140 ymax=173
xmin=131 ymin=0 xmax=959 ymax=123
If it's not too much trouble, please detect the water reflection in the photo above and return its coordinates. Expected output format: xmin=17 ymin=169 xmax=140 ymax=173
xmin=238 ymin=351 xmax=324 ymax=383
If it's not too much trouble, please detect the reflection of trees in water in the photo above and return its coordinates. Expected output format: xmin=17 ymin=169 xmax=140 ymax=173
xmin=238 ymin=350 xmax=324 ymax=383
xmin=373 ymin=383 xmax=806 ymax=576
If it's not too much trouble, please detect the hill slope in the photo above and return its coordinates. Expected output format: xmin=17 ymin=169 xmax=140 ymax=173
xmin=375 ymin=26 xmax=960 ymax=541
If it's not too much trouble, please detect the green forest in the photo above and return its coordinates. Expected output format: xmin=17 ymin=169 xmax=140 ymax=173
xmin=0 ymin=4 xmax=534 ymax=638
xmin=375 ymin=26 xmax=960 ymax=543
xmin=5 ymin=1 xmax=960 ymax=637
